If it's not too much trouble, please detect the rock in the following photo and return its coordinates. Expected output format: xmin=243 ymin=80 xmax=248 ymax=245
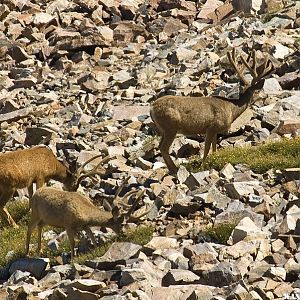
xmin=225 ymin=181 xmax=262 ymax=199
xmin=265 ymin=0 xmax=284 ymax=13
xmin=7 ymin=46 xmax=33 ymax=63
xmin=0 ymin=106 xmax=33 ymax=123
xmin=170 ymin=47 xmax=197 ymax=64
xmin=9 ymin=258 xmax=50 ymax=280
xmin=170 ymin=198 xmax=201 ymax=216
xmin=86 ymin=242 xmax=142 ymax=269
xmin=162 ymin=269 xmax=200 ymax=286
xmin=197 ymin=0 xmax=224 ymax=19
xmin=222 ymin=241 xmax=260 ymax=259
xmin=271 ymin=239 xmax=285 ymax=252
xmin=272 ymin=43 xmax=291 ymax=59
xmin=232 ymin=0 xmax=265 ymax=13
xmin=112 ymin=105 xmax=150 ymax=120
xmin=220 ymin=163 xmax=235 ymax=180
xmin=151 ymin=285 xmax=214 ymax=300
xmin=229 ymin=217 xmax=267 ymax=244
xmin=143 ymin=237 xmax=179 ymax=255
xmin=25 ymin=127 xmax=56 ymax=145
xmin=38 ymin=271 xmax=61 ymax=289
xmin=202 ymin=262 xmax=241 ymax=287
xmin=263 ymin=78 xmax=282 ymax=94
xmin=190 ymin=252 xmax=218 ymax=274
xmin=66 ymin=279 xmax=105 ymax=293
xmin=120 ymin=268 xmax=149 ymax=286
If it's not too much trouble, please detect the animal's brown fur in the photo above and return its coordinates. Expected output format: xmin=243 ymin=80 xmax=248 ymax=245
xmin=150 ymin=49 xmax=275 ymax=173
xmin=0 ymin=146 xmax=75 ymax=227
xmin=25 ymin=187 xmax=144 ymax=259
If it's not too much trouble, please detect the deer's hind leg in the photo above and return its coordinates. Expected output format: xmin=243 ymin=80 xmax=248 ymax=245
xmin=26 ymin=213 xmax=41 ymax=255
xmin=159 ymin=130 xmax=178 ymax=174
xmin=0 ymin=189 xmax=18 ymax=228
xmin=202 ymin=131 xmax=217 ymax=163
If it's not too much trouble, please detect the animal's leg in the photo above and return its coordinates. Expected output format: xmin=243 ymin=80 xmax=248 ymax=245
xmin=211 ymin=133 xmax=217 ymax=152
xmin=85 ymin=227 xmax=97 ymax=247
xmin=202 ymin=131 xmax=216 ymax=162
xmin=36 ymin=179 xmax=45 ymax=191
xmin=25 ymin=217 xmax=40 ymax=255
xmin=0 ymin=190 xmax=18 ymax=228
xmin=160 ymin=130 xmax=178 ymax=174
xmin=66 ymin=229 xmax=75 ymax=260
xmin=37 ymin=223 xmax=44 ymax=255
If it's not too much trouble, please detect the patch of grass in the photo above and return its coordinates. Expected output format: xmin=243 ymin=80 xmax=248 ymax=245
xmin=186 ymin=137 xmax=300 ymax=174
xmin=204 ymin=222 xmax=237 ymax=244
xmin=117 ymin=225 xmax=155 ymax=245
xmin=0 ymin=226 xmax=30 ymax=268
xmin=0 ymin=199 xmax=31 ymax=228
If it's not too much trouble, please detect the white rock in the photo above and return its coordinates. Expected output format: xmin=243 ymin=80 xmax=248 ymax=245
xmin=263 ymin=78 xmax=282 ymax=94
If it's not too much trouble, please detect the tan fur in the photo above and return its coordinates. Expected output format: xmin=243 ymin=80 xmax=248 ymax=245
xmin=0 ymin=146 xmax=74 ymax=227
xmin=150 ymin=49 xmax=275 ymax=173
xmin=25 ymin=187 xmax=139 ymax=259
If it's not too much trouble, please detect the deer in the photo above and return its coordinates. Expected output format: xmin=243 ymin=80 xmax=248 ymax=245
xmin=25 ymin=182 xmax=148 ymax=260
xmin=0 ymin=145 xmax=111 ymax=228
xmin=150 ymin=48 xmax=275 ymax=174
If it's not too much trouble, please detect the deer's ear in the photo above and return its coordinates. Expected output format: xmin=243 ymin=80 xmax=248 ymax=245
xmin=112 ymin=206 xmax=120 ymax=219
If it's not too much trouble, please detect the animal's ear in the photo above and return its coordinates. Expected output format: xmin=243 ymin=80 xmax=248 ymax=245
xmin=112 ymin=206 xmax=120 ymax=220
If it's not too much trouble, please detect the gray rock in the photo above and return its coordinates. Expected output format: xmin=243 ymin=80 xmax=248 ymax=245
xmin=86 ymin=242 xmax=142 ymax=269
xmin=225 ymin=181 xmax=262 ymax=199
xmin=202 ymin=262 xmax=241 ymax=287
xmin=9 ymin=258 xmax=50 ymax=280
xmin=0 ymin=106 xmax=33 ymax=123
xmin=162 ymin=269 xmax=200 ymax=286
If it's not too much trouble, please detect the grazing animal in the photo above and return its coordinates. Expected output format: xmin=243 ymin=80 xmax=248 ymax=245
xmin=25 ymin=186 xmax=147 ymax=260
xmin=0 ymin=146 xmax=110 ymax=227
xmin=150 ymin=48 xmax=275 ymax=173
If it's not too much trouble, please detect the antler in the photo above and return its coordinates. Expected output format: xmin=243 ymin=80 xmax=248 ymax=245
xmin=227 ymin=48 xmax=275 ymax=87
xmin=227 ymin=48 xmax=251 ymax=86
xmin=73 ymin=155 xmax=112 ymax=190
xmin=110 ymin=177 xmax=151 ymax=221
xmin=125 ymin=189 xmax=152 ymax=221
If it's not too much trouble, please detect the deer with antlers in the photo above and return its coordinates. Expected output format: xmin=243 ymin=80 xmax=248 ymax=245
xmin=25 ymin=179 xmax=148 ymax=260
xmin=0 ymin=146 xmax=110 ymax=228
xmin=150 ymin=48 xmax=275 ymax=173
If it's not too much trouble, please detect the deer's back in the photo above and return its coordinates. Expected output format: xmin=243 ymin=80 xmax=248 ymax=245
xmin=0 ymin=146 xmax=61 ymax=189
xmin=31 ymin=187 xmax=110 ymax=229
xmin=151 ymin=95 xmax=235 ymax=134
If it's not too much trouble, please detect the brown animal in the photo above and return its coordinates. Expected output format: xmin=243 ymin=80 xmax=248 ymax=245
xmin=0 ymin=146 xmax=109 ymax=227
xmin=25 ymin=186 xmax=147 ymax=260
xmin=150 ymin=48 xmax=275 ymax=173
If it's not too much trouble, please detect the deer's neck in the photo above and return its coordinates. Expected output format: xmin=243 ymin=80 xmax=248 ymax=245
xmin=230 ymin=84 xmax=259 ymax=121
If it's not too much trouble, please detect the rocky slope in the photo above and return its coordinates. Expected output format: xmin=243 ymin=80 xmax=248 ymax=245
xmin=0 ymin=0 xmax=300 ymax=299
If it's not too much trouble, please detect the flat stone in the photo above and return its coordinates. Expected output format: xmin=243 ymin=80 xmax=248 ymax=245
xmin=113 ymin=105 xmax=150 ymax=120
xmin=86 ymin=242 xmax=142 ymax=269
xmin=162 ymin=269 xmax=200 ymax=286
xmin=66 ymin=279 xmax=105 ymax=293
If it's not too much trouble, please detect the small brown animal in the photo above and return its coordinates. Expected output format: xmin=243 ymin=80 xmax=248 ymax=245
xmin=0 ymin=146 xmax=109 ymax=227
xmin=25 ymin=186 xmax=147 ymax=260
xmin=150 ymin=48 xmax=275 ymax=173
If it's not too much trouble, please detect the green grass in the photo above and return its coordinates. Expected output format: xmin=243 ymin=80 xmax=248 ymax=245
xmin=0 ymin=200 xmax=154 ymax=268
xmin=186 ymin=137 xmax=300 ymax=174
xmin=204 ymin=222 xmax=237 ymax=244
